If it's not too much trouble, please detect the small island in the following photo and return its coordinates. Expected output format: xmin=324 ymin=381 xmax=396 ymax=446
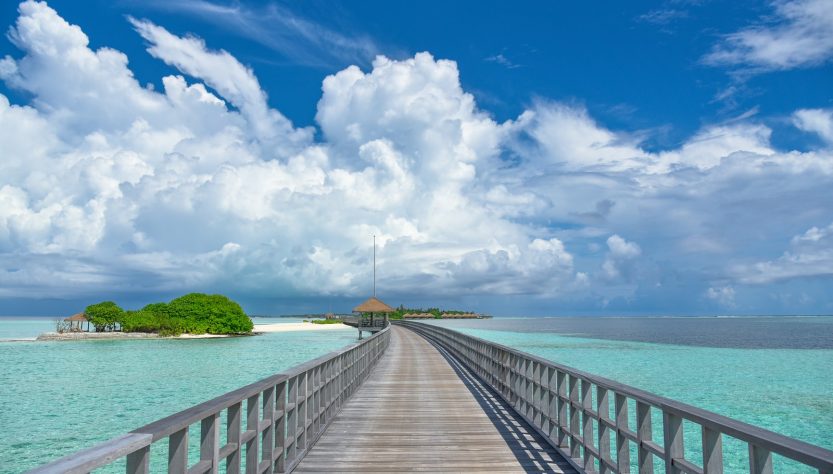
xmin=39 ymin=293 xmax=254 ymax=340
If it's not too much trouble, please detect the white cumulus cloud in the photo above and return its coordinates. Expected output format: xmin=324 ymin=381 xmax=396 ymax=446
xmin=0 ymin=1 xmax=579 ymax=301
xmin=1 ymin=1 xmax=833 ymax=313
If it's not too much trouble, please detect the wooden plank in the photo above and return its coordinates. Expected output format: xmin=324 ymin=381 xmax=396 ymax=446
xmin=294 ymin=326 xmax=576 ymax=473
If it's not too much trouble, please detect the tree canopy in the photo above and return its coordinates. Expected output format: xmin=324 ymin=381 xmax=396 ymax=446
xmin=88 ymin=293 xmax=253 ymax=335
xmin=85 ymin=301 xmax=124 ymax=331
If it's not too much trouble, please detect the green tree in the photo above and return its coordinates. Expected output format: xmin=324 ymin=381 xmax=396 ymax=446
xmin=166 ymin=293 xmax=253 ymax=334
xmin=85 ymin=301 xmax=124 ymax=332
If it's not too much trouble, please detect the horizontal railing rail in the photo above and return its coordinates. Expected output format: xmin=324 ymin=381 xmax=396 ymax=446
xmin=342 ymin=317 xmax=388 ymax=329
xmin=29 ymin=325 xmax=391 ymax=474
xmin=398 ymin=321 xmax=833 ymax=474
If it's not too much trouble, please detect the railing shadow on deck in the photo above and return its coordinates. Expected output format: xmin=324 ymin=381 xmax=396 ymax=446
xmin=398 ymin=321 xmax=833 ymax=474
xmin=422 ymin=333 xmax=577 ymax=473
xmin=27 ymin=325 xmax=391 ymax=474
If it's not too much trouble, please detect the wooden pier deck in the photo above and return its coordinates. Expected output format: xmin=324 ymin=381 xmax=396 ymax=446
xmin=294 ymin=325 xmax=576 ymax=473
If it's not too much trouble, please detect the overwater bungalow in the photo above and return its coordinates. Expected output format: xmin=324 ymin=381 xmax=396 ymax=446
xmin=441 ymin=312 xmax=479 ymax=319
xmin=402 ymin=312 xmax=434 ymax=319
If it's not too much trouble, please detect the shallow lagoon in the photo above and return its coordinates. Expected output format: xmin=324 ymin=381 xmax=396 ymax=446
xmin=0 ymin=317 xmax=356 ymax=472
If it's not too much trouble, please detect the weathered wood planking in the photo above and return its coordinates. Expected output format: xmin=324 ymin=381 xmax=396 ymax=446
xmin=294 ymin=326 xmax=575 ymax=473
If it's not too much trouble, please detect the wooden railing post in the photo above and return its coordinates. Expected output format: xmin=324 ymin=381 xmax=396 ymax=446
xmin=168 ymin=428 xmax=188 ymax=474
xmin=663 ymin=411 xmax=684 ymax=474
xmin=262 ymin=385 xmax=275 ymax=471
xmin=200 ymin=413 xmax=220 ymax=474
xmin=582 ymin=379 xmax=595 ymax=471
xmin=245 ymin=393 xmax=260 ymax=474
xmin=636 ymin=401 xmax=654 ymax=474
xmin=275 ymin=381 xmax=287 ymax=472
xmin=286 ymin=377 xmax=297 ymax=466
xmin=569 ymin=374 xmax=581 ymax=460
xmin=702 ymin=426 xmax=723 ymax=474
xmin=547 ymin=367 xmax=557 ymax=439
xmin=614 ymin=393 xmax=630 ymax=473
xmin=598 ymin=387 xmax=612 ymax=473
xmin=227 ymin=402 xmax=242 ymax=474
xmin=557 ymin=370 xmax=568 ymax=449
xmin=126 ymin=446 xmax=150 ymax=474
xmin=529 ymin=362 xmax=544 ymax=426
xmin=749 ymin=444 xmax=773 ymax=474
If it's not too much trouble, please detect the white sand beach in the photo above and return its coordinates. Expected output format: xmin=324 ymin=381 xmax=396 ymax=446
xmin=254 ymin=322 xmax=348 ymax=333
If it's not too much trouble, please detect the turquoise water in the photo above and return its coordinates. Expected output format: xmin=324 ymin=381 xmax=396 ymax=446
xmin=0 ymin=316 xmax=58 ymax=340
xmin=0 ymin=317 xmax=357 ymax=473
xmin=427 ymin=318 xmax=833 ymax=472
xmin=2 ymin=316 xmax=831 ymax=472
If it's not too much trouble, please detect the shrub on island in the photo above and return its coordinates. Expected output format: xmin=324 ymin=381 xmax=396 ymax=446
xmin=86 ymin=293 xmax=253 ymax=336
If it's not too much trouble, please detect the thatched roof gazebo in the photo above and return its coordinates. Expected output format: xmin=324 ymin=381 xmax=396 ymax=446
xmin=64 ymin=312 xmax=90 ymax=332
xmin=353 ymin=297 xmax=394 ymax=336
xmin=353 ymin=297 xmax=394 ymax=314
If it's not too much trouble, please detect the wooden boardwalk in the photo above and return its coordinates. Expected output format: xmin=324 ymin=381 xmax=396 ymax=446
xmin=294 ymin=326 xmax=576 ymax=473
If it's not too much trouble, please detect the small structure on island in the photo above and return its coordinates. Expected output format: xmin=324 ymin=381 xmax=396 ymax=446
xmin=403 ymin=312 xmax=435 ymax=319
xmin=441 ymin=312 xmax=480 ymax=319
xmin=350 ymin=296 xmax=394 ymax=339
xmin=64 ymin=312 xmax=90 ymax=332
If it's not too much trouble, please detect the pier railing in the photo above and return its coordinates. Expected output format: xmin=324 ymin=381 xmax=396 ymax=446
xmin=341 ymin=316 xmax=388 ymax=329
xmin=29 ymin=325 xmax=390 ymax=474
xmin=399 ymin=321 xmax=833 ymax=474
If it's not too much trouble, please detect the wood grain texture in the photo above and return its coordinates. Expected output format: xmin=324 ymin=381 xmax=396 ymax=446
xmin=294 ymin=326 xmax=575 ymax=473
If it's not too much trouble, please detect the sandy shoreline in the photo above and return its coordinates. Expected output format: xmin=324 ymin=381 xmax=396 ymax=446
xmin=254 ymin=322 xmax=348 ymax=333
xmin=28 ymin=322 xmax=347 ymax=341
xmin=35 ymin=332 xmax=237 ymax=341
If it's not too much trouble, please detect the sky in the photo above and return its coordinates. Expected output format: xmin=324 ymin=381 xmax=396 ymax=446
xmin=0 ymin=0 xmax=831 ymax=316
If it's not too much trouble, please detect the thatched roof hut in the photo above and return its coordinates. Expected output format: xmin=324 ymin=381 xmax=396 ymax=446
xmin=442 ymin=313 xmax=479 ymax=319
xmin=64 ymin=312 xmax=88 ymax=322
xmin=64 ymin=312 xmax=90 ymax=331
xmin=353 ymin=296 xmax=394 ymax=329
xmin=403 ymin=313 xmax=434 ymax=319
xmin=353 ymin=297 xmax=394 ymax=313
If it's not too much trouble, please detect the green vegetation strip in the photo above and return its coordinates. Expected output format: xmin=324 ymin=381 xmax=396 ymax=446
xmin=85 ymin=293 xmax=254 ymax=336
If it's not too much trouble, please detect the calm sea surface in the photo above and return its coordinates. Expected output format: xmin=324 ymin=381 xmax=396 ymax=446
xmin=1 ymin=316 xmax=831 ymax=472
xmin=427 ymin=317 xmax=833 ymax=472
xmin=0 ymin=317 xmax=357 ymax=473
